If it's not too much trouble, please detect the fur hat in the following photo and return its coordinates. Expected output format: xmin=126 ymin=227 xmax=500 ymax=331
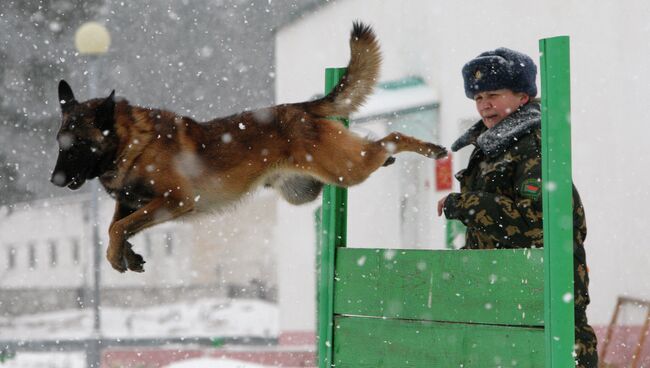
xmin=462 ymin=47 xmax=537 ymax=99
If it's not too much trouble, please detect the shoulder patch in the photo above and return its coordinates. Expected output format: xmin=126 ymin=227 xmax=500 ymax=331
xmin=520 ymin=178 xmax=541 ymax=199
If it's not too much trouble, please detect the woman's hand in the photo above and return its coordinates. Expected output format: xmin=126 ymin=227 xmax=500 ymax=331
xmin=437 ymin=195 xmax=449 ymax=217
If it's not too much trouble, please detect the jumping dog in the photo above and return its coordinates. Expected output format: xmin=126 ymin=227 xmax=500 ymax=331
xmin=51 ymin=22 xmax=447 ymax=273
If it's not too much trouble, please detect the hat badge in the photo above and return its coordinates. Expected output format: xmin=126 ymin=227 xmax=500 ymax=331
xmin=474 ymin=69 xmax=482 ymax=80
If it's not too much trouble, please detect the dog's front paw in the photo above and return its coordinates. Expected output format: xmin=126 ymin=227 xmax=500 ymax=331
xmin=124 ymin=242 xmax=146 ymax=273
xmin=106 ymin=247 xmax=127 ymax=273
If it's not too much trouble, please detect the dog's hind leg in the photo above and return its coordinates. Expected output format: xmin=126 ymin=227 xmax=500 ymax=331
xmin=376 ymin=132 xmax=447 ymax=159
xmin=304 ymin=127 xmax=447 ymax=188
xmin=350 ymin=132 xmax=446 ymax=183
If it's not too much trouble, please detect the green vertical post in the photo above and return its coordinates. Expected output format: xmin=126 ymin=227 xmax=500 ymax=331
xmin=317 ymin=67 xmax=348 ymax=368
xmin=539 ymin=36 xmax=575 ymax=367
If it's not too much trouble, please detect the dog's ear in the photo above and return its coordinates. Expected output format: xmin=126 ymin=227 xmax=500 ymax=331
xmin=96 ymin=90 xmax=116 ymax=132
xmin=58 ymin=80 xmax=76 ymax=110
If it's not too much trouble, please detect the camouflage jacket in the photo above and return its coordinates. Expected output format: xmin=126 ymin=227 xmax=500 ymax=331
xmin=443 ymin=102 xmax=591 ymax=309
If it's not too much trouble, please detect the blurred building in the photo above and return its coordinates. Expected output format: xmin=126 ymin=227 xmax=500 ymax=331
xmin=0 ymin=191 xmax=278 ymax=315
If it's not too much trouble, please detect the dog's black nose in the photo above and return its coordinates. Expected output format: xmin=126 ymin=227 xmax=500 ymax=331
xmin=50 ymin=171 xmax=68 ymax=187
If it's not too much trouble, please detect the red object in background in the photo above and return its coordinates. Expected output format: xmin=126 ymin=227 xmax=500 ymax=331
xmin=435 ymin=154 xmax=453 ymax=191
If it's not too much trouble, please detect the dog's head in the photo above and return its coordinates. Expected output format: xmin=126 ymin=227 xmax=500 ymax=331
xmin=50 ymin=80 xmax=116 ymax=190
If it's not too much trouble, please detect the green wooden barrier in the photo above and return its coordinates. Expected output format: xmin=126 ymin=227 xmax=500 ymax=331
xmin=318 ymin=67 xmax=349 ymax=368
xmin=317 ymin=37 xmax=574 ymax=367
xmin=540 ymin=36 xmax=575 ymax=367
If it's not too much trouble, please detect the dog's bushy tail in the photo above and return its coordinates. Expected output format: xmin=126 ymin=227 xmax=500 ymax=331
xmin=305 ymin=21 xmax=381 ymax=118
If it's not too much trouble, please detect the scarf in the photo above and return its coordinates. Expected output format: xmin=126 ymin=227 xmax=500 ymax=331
xmin=451 ymin=102 xmax=541 ymax=158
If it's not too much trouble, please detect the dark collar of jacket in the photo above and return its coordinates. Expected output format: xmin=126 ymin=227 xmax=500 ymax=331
xmin=451 ymin=102 xmax=541 ymax=158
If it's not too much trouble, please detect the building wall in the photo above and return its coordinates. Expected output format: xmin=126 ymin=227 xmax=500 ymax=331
xmin=274 ymin=0 xmax=650 ymax=330
xmin=0 ymin=285 xmax=229 ymax=316
xmin=0 ymin=194 xmax=196 ymax=289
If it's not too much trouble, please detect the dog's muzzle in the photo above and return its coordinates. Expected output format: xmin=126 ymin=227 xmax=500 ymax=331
xmin=50 ymin=171 xmax=86 ymax=189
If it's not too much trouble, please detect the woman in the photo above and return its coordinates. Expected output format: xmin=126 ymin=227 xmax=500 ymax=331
xmin=438 ymin=47 xmax=598 ymax=367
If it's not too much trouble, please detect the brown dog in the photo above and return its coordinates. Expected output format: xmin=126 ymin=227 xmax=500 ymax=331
xmin=51 ymin=22 xmax=447 ymax=273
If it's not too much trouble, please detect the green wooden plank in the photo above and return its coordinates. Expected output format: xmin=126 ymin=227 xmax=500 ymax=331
xmin=334 ymin=248 xmax=544 ymax=326
xmin=539 ymin=37 xmax=575 ymax=368
xmin=333 ymin=316 xmax=544 ymax=367
xmin=317 ymin=67 xmax=349 ymax=368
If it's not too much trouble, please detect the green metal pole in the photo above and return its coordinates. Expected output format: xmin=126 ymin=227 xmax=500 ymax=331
xmin=539 ymin=36 xmax=575 ymax=368
xmin=317 ymin=67 xmax=348 ymax=368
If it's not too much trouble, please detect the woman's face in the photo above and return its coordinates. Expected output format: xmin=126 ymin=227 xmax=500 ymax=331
xmin=474 ymin=89 xmax=530 ymax=128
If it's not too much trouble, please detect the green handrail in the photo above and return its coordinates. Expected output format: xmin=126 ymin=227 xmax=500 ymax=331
xmin=540 ymin=36 xmax=575 ymax=367
xmin=317 ymin=67 xmax=348 ymax=368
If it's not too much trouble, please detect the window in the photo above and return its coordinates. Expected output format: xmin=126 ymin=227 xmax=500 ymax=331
xmin=71 ymin=238 xmax=80 ymax=264
xmin=28 ymin=242 xmax=36 ymax=269
xmin=49 ymin=240 xmax=58 ymax=267
xmin=145 ymin=233 xmax=153 ymax=257
xmin=7 ymin=246 xmax=16 ymax=270
xmin=165 ymin=232 xmax=173 ymax=256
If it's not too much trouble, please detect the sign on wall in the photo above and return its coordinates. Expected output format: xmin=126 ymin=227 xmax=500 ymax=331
xmin=435 ymin=154 xmax=452 ymax=191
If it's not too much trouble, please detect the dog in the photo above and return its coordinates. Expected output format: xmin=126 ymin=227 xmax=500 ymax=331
xmin=50 ymin=22 xmax=447 ymax=273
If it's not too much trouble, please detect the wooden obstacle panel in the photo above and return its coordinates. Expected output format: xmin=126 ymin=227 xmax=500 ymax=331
xmin=331 ymin=248 xmax=545 ymax=367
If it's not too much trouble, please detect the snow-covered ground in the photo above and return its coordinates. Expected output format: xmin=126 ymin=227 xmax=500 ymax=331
xmin=0 ymin=298 xmax=279 ymax=367
xmin=1 ymin=354 xmax=269 ymax=368
xmin=0 ymin=298 xmax=278 ymax=340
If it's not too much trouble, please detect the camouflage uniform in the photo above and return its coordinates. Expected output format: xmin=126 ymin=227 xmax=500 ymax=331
xmin=443 ymin=102 xmax=598 ymax=367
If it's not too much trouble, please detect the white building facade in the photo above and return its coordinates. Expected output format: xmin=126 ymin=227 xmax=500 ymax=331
xmin=0 ymin=191 xmax=278 ymax=314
